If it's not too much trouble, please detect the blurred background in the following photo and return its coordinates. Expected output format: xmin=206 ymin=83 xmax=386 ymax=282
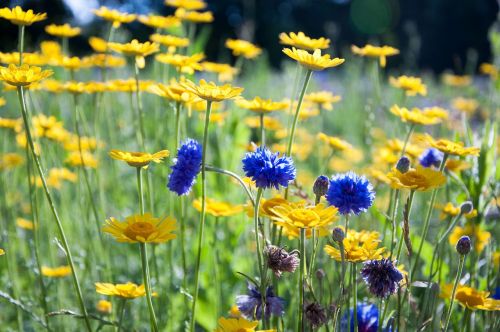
xmin=1 ymin=0 xmax=499 ymax=73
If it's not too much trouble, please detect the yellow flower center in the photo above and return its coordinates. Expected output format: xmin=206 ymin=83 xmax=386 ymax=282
xmin=455 ymin=290 xmax=484 ymax=307
xmin=288 ymin=209 xmax=319 ymax=227
xmin=124 ymin=222 xmax=155 ymax=241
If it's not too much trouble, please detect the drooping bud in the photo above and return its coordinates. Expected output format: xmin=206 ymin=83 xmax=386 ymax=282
xmin=456 ymin=236 xmax=471 ymax=255
xmin=304 ymin=302 xmax=328 ymax=328
xmin=315 ymin=269 xmax=325 ymax=280
xmin=396 ymin=156 xmax=411 ymax=173
xmin=332 ymin=227 xmax=345 ymax=243
xmin=313 ymin=175 xmax=329 ymax=198
xmin=460 ymin=201 xmax=473 ymax=215
xmin=264 ymin=245 xmax=300 ymax=277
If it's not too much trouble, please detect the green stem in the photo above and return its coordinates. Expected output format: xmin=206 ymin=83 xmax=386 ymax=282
xmin=395 ymin=190 xmax=415 ymax=261
xmin=443 ymin=255 xmax=466 ymax=332
xmin=190 ymin=100 xmax=212 ymax=332
xmin=140 ymin=243 xmax=159 ymax=332
xmin=205 ymin=165 xmax=255 ymax=205
xmin=18 ymin=25 xmax=25 ymax=65
xmin=411 ymin=154 xmax=448 ymax=278
xmin=16 ymin=87 xmax=92 ymax=331
xmin=400 ymin=124 xmax=415 ymax=158
xmin=133 ymin=61 xmax=146 ymax=151
xmin=353 ymin=263 xmax=358 ymax=332
xmin=116 ymin=299 xmax=126 ymax=332
xmin=298 ymin=228 xmax=306 ymax=332
xmin=259 ymin=113 xmax=265 ymax=146
xmin=174 ymin=102 xmax=182 ymax=152
xmin=389 ymin=189 xmax=400 ymax=255
xmin=136 ymin=167 xmax=144 ymax=214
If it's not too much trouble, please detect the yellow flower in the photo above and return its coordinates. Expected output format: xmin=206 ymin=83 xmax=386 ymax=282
xmin=0 ymin=153 xmax=24 ymax=170
xmin=387 ymin=165 xmax=446 ymax=191
xmin=109 ymin=149 xmax=169 ymax=168
xmin=95 ymin=282 xmax=154 ymax=299
xmin=64 ymin=135 xmax=103 ymax=152
xmin=389 ymin=75 xmax=427 ymax=96
xmin=283 ymin=48 xmax=344 ymax=71
xmin=442 ymin=74 xmax=471 ymax=87
xmin=0 ymin=64 xmax=52 ymax=87
xmin=148 ymin=80 xmax=197 ymax=104
xmin=181 ymin=79 xmax=243 ymax=102
xmin=324 ymin=229 xmax=385 ymax=263
xmin=84 ymin=54 xmax=126 ymax=68
xmin=0 ymin=6 xmax=46 ymax=26
xmin=279 ymin=31 xmax=330 ymax=51
xmin=389 ymin=105 xmax=444 ymax=125
xmin=445 ymin=159 xmax=471 ymax=173
xmin=65 ymin=151 xmax=99 ymax=168
xmin=479 ymin=63 xmax=498 ymax=79
xmin=0 ymin=248 xmax=4 ymax=255
xmin=0 ymin=117 xmax=22 ymax=129
xmin=438 ymin=202 xmax=477 ymax=219
xmin=451 ymin=97 xmax=479 ymax=115
xmin=108 ymin=40 xmax=159 ymax=69
xmin=174 ymin=8 xmax=213 ymax=23
xmin=366 ymin=167 xmax=391 ymax=185
xmin=270 ymin=201 xmax=338 ymax=229
xmin=45 ymin=24 xmax=81 ymax=38
xmin=41 ymin=265 xmax=72 ymax=278
xmin=89 ymin=37 xmax=109 ymax=53
xmin=93 ymin=6 xmax=136 ymax=28
xmin=440 ymin=284 xmax=500 ymax=311
xmin=106 ymin=78 xmax=154 ymax=93
xmin=449 ymin=224 xmax=490 ymax=253
xmin=351 ymin=44 xmax=399 ymax=67
xmin=244 ymin=116 xmax=283 ymax=131
xmin=193 ymin=198 xmax=244 ymax=217
xmin=138 ymin=15 xmax=180 ymax=29
xmin=236 ymin=97 xmax=288 ymax=114
xmin=102 ymin=213 xmax=177 ymax=244
xmin=317 ymin=132 xmax=352 ymax=151
xmin=16 ymin=217 xmax=34 ymax=230
xmin=229 ymin=305 xmax=241 ymax=318
xmin=155 ymin=52 xmax=204 ymax=74
xmin=96 ymin=300 xmax=112 ymax=314
xmin=305 ymin=91 xmax=341 ymax=111
xmin=214 ymin=317 xmax=259 ymax=332
xmin=166 ymin=0 xmax=207 ymax=10
xmin=422 ymin=134 xmax=480 ymax=157
xmin=226 ymin=39 xmax=262 ymax=59
xmin=201 ymin=61 xmax=239 ymax=82
xmin=0 ymin=52 xmax=47 ymax=66
xmin=150 ymin=33 xmax=189 ymax=53
xmin=40 ymin=40 xmax=63 ymax=61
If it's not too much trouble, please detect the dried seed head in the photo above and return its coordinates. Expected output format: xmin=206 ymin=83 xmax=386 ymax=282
xmin=264 ymin=245 xmax=300 ymax=277
xmin=304 ymin=302 xmax=328 ymax=328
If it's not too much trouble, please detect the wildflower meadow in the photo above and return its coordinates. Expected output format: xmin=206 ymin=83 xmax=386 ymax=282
xmin=0 ymin=1 xmax=499 ymax=331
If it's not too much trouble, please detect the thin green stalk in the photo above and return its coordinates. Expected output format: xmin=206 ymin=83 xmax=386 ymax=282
xmin=286 ymin=69 xmax=313 ymax=158
xmin=205 ymin=166 xmax=255 ymax=205
xmin=259 ymin=113 xmax=265 ymax=146
xmin=378 ymin=299 xmax=389 ymax=332
xmin=389 ymin=189 xmax=400 ymax=255
xmin=174 ymin=102 xmax=182 ymax=152
xmin=298 ymin=228 xmax=306 ymax=332
xmin=18 ymin=25 xmax=25 ymax=65
xmin=395 ymin=190 xmax=415 ymax=261
xmin=116 ymin=299 xmax=126 ymax=332
xmin=411 ymin=154 xmax=448 ymax=279
xmin=353 ymin=263 xmax=358 ymax=332
xmin=443 ymin=255 xmax=466 ymax=332
xmin=136 ymin=167 xmax=144 ymax=215
xmin=190 ymin=100 xmax=212 ymax=332
xmin=16 ymin=86 xmax=92 ymax=331
xmin=140 ymin=243 xmax=159 ymax=332
xmin=133 ymin=61 xmax=146 ymax=151
xmin=400 ymin=124 xmax=415 ymax=158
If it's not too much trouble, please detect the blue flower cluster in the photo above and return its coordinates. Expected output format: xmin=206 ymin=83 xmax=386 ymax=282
xmin=167 ymin=138 xmax=202 ymax=196
xmin=242 ymin=146 xmax=296 ymax=189
xmin=326 ymin=172 xmax=375 ymax=215
xmin=419 ymin=148 xmax=443 ymax=168
xmin=341 ymin=302 xmax=385 ymax=332
xmin=361 ymin=258 xmax=404 ymax=298
xmin=236 ymin=283 xmax=285 ymax=320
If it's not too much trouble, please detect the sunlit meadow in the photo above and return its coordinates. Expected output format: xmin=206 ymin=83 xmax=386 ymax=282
xmin=0 ymin=1 xmax=499 ymax=331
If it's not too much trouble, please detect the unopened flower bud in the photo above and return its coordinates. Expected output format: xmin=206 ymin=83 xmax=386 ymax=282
xmin=304 ymin=302 xmax=328 ymax=328
xmin=460 ymin=201 xmax=473 ymax=215
xmin=313 ymin=175 xmax=329 ymax=198
xmin=456 ymin=236 xmax=471 ymax=255
xmin=396 ymin=156 xmax=411 ymax=173
xmin=332 ymin=227 xmax=345 ymax=243
xmin=315 ymin=269 xmax=325 ymax=280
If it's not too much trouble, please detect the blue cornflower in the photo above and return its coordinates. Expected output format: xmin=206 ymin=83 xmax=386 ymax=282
xmin=325 ymin=172 xmax=375 ymax=215
xmin=419 ymin=148 xmax=443 ymax=168
xmin=341 ymin=302 xmax=391 ymax=332
xmin=361 ymin=258 xmax=404 ymax=298
xmin=242 ymin=146 xmax=296 ymax=189
xmin=236 ymin=283 xmax=285 ymax=320
xmin=167 ymin=138 xmax=202 ymax=195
